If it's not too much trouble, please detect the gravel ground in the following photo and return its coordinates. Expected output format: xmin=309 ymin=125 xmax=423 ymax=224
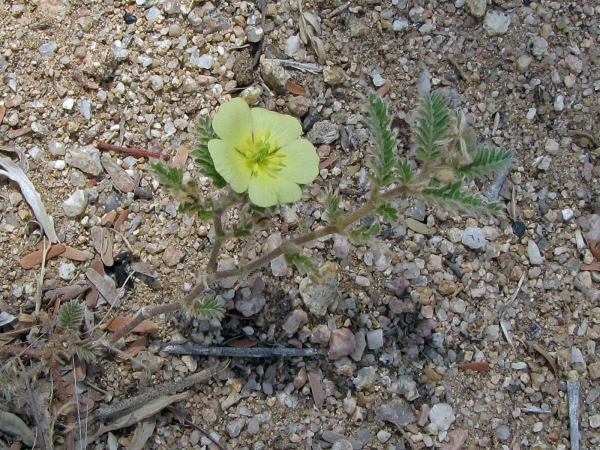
xmin=1 ymin=0 xmax=600 ymax=449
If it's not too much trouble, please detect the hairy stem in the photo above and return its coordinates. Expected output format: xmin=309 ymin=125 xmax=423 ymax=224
xmin=206 ymin=207 xmax=225 ymax=274
xmin=106 ymin=182 xmax=418 ymax=345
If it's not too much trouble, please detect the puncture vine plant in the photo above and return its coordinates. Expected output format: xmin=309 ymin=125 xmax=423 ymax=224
xmin=151 ymin=92 xmax=514 ymax=321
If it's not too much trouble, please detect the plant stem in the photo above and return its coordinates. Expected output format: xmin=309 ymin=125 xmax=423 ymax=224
xmin=106 ymin=183 xmax=415 ymax=345
xmin=206 ymin=208 xmax=225 ymax=274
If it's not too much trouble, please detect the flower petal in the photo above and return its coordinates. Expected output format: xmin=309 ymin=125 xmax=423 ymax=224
xmin=208 ymin=139 xmax=251 ymax=193
xmin=212 ymin=98 xmax=253 ymax=146
xmin=248 ymin=172 xmax=303 ymax=207
xmin=251 ymin=107 xmax=302 ymax=147
xmin=279 ymin=138 xmax=320 ymax=184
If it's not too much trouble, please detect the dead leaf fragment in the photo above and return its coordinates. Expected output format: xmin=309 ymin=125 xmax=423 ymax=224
xmin=171 ymin=145 xmax=189 ymax=167
xmin=101 ymin=155 xmax=135 ymax=193
xmin=228 ymin=337 xmax=258 ymax=348
xmin=85 ymin=267 xmax=118 ymax=306
xmin=0 ymin=106 xmax=5 ymax=124
xmin=116 ymin=336 xmax=148 ymax=362
xmin=62 ymin=246 xmax=91 ymax=262
xmin=285 ymin=79 xmax=306 ymax=95
xmin=0 ymin=153 xmax=59 ymax=243
xmin=103 ymin=316 xmax=159 ymax=334
xmin=101 ymin=210 xmax=117 ymax=226
xmin=404 ymin=217 xmax=436 ymax=235
xmin=319 ymin=151 xmax=339 ymax=170
xmin=376 ymin=79 xmax=392 ymax=97
xmin=308 ymin=371 xmax=325 ymax=408
xmin=19 ymin=244 xmax=66 ymax=269
xmin=91 ymin=226 xmax=113 ymax=266
xmin=72 ymin=70 xmax=99 ymax=90
xmin=114 ymin=208 xmax=130 ymax=232
xmin=581 ymin=262 xmax=600 ymax=272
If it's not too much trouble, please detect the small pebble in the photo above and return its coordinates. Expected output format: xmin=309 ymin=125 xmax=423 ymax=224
xmin=512 ymin=221 xmax=526 ymax=238
xmin=328 ymin=328 xmax=356 ymax=360
xmin=429 ymin=403 xmax=455 ymax=431
xmin=527 ymin=240 xmax=544 ymax=265
xmin=366 ymin=329 xmax=384 ymax=350
xmin=462 ymin=227 xmax=487 ymax=250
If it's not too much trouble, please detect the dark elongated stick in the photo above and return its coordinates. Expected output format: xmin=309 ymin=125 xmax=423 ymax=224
xmin=162 ymin=344 xmax=317 ymax=358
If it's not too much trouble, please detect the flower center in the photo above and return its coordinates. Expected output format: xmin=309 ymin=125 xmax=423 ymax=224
xmin=237 ymin=131 xmax=286 ymax=178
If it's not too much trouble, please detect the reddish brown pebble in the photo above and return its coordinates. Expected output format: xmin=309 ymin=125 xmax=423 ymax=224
xmin=376 ymin=79 xmax=392 ymax=97
xmin=460 ymin=362 xmax=490 ymax=372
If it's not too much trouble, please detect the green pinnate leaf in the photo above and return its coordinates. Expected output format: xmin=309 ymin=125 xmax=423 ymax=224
xmin=363 ymin=93 xmax=398 ymax=187
xmin=179 ymin=196 xmax=215 ymax=221
xmin=455 ymin=146 xmax=514 ymax=181
xmin=423 ymin=181 xmax=502 ymax=218
xmin=59 ymin=301 xmax=84 ymax=330
xmin=75 ymin=341 xmax=100 ymax=363
xmin=396 ymin=159 xmax=414 ymax=185
xmin=150 ymin=162 xmax=185 ymax=192
xmin=414 ymin=91 xmax=451 ymax=162
xmin=324 ymin=188 xmax=343 ymax=225
xmin=376 ymin=202 xmax=399 ymax=223
xmin=285 ymin=252 xmax=318 ymax=275
xmin=232 ymin=215 xmax=254 ymax=237
xmin=188 ymin=297 xmax=226 ymax=321
xmin=348 ymin=221 xmax=381 ymax=243
xmin=191 ymin=116 xmax=227 ymax=188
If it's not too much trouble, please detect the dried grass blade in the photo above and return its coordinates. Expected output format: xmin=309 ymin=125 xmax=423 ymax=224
xmin=98 ymin=392 xmax=189 ymax=435
xmin=129 ymin=418 xmax=156 ymax=450
xmin=0 ymin=410 xmax=35 ymax=447
xmin=500 ymin=320 xmax=515 ymax=351
xmin=531 ymin=343 xmax=558 ymax=376
xmin=0 ymin=154 xmax=59 ymax=243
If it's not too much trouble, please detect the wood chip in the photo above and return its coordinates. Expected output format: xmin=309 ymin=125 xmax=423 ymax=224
xmin=171 ymin=145 xmax=189 ymax=167
xmin=91 ymin=226 xmax=113 ymax=266
xmin=285 ymin=79 xmax=306 ymax=95
xmin=19 ymin=244 xmax=66 ymax=269
xmin=0 ymin=106 xmax=5 ymax=124
xmin=62 ymin=246 xmax=90 ymax=262
xmin=308 ymin=371 xmax=325 ymax=408
xmin=460 ymin=362 xmax=490 ymax=372
xmin=116 ymin=336 xmax=148 ymax=362
xmin=103 ymin=316 xmax=159 ymax=334
xmin=376 ymin=79 xmax=392 ymax=97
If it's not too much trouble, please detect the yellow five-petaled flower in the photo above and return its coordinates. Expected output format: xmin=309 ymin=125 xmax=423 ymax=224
xmin=208 ymin=98 xmax=319 ymax=208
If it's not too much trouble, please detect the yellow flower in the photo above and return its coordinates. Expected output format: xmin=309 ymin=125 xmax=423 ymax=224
xmin=208 ymin=98 xmax=319 ymax=207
